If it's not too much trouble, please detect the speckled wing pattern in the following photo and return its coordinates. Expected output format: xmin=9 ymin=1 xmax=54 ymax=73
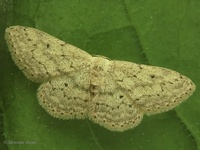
xmin=5 ymin=26 xmax=92 ymax=83
xmin=5 ymin=26 xmax=196 ymax=132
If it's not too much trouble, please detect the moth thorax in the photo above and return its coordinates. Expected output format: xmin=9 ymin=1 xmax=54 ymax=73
xmin=90 ymin=57 xmax=109 ymax=93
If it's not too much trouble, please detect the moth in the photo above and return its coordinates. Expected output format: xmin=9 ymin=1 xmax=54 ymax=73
xmin=5 ymin=26 xmax=196 ymax=132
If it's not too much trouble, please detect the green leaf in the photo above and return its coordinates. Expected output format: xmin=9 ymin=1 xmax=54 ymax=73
xmin=1 ymin=0 xmax=199 ymax=150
